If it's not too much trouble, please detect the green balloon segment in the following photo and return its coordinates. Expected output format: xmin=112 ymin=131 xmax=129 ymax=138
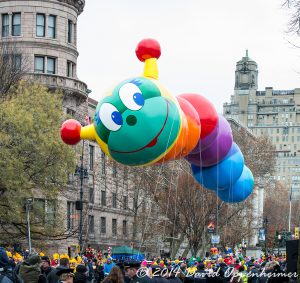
xmin=94 ymin=77 xmax=162 ymax=144
xmin=109 ymin=97 xmax=181 ymax=166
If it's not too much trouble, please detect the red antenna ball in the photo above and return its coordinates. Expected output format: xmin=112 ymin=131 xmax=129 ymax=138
xmin=60 ymin=119 xmax=81 ymax=145
xmin=135 ymin=38 xmax=161 ymax=62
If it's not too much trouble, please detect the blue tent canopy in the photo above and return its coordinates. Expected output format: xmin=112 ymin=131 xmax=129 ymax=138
xmin=111 ymin=246 xmax=144 ymax=261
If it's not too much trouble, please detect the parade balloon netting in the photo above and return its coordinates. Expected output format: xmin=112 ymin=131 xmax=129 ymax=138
xmin=60 ymin=38 xmax=254 ymax=203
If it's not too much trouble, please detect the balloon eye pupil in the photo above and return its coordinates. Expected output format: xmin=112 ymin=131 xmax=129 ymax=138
xmin=133 ymin=93 xmax=144 ymax=106
xmin=111 ymin=111 xmax=123 ymax=125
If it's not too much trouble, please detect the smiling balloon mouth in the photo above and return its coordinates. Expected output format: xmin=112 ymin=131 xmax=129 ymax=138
xmin=110 ymin=99 xmax=170 ymax=154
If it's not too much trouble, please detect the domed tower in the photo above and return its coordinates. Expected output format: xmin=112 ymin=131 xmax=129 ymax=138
xmin=0 ymin=0 xmax=88 ymax=121
xmin=234 ymin=50 xmax=258 ymax=91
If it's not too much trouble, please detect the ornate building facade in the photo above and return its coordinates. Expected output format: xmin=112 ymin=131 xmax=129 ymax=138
xmin=223 ymin=52 xmax=300 ymax=199
xmin=0 ymin=0 xmax=150 ymax=254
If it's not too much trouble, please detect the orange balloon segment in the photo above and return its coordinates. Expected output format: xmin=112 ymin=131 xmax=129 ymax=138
xmin=155 ymin=97 xmax=201 ymax=163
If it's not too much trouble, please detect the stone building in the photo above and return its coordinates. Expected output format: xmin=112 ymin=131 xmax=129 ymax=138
xmin=223 ymin=52 xmax=300 ymax=199
xmin=0 ymin=0 xmax=147 ymax=254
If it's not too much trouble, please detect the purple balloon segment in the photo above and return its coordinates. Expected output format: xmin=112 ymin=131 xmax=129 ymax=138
xmin=186 ymin=115 xmax=233 ymax=167
xmin=189 ymin=120 xmax=219 ymax=154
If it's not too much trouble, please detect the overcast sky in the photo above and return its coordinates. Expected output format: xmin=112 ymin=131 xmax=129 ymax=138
xmin=77 ymin=0 xmax=300 ymax=113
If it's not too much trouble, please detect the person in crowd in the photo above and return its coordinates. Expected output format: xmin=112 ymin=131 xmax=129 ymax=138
xmin=150 ymin=266 xmax=168 ymax=283
xmin=40 ymin=256 xmax=53 ymax=277
xmin=86 ymin=259 xmax=94 ymax=283
xmin=104 ymin=258 xmax=115 ymax=277
xmin=247 ymin=262 xmax=259 ymax=283
xmin=19 ymin=254 xmax=46 ymax=283
xmin=95 ymin=262 xmax=105 ymax=283
xmin=0 ymin=247 xmax=14 ymax=283
xmin=47 ymin=257 xmax=70 ymax=283
xmin=103 ymin=266 xmax=124 ymax=283
xmin=56 ymin=269 xmax=74 ymax=283
xmin=124 ymin=261 xmax=150 ymax=283
xmin=74 ymin=264 xmax=88 ymax=283
xmin=166 ymin=265 xmax=183 ymax=283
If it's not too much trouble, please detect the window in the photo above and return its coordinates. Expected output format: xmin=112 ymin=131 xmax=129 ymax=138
xmin=89 ymin=187 xmax=94 ymax=203
xmin=68 ymin=20 xmax=73 ymax=43
xmin=12 ymin=54 xmax=21 ymax=70
xmin=112 ymin=219 xmax=117 ymax=236
xmin=123 ymin=195 xmax=128 ymax=210
xmin=123 ymin=220 xmax=127 ymax=236
xmin=66 ymin=108 xmax=75 ymax=116
xmin=100 ymin=217 xmax=106 ymax=234
xmin=277 ymin=128 xmax=280 ymax=134
xmin=88 ymin=215 xmax=94 ymax=234
xmin=48 ymin=15 xmax=56 ymax=38
xmin=89 ymin=145 xmax=94 ymax=170
xmin=101 ymin=152 xmax=106 ymax=174
xmin=101 ymin=190 xmax=106 ymax=206
xmin=67 ymin=61 xmax=75 ymax=77
xmin=47 ymin=57 xmax=56 ymax=74
xmin=67 ymin=201 xmax=76 ymax=230
xmin=112 ymin=193 xmax=117 ymax=208
xmin=12 ymin=13 xmax=21 ymax=36
xmin=46 ymin=200 xmax=56 ymax=224
xmin=34 ymin=56 xmax=44 ymax=73
xmin=36 ymin=14 xmax=45 ymax=37
xmin=2 ymin=14 xmax=9 ymax=37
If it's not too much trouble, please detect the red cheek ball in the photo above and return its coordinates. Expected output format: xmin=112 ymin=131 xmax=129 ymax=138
xmin=60 ymin=119 xmax=82 ymax=145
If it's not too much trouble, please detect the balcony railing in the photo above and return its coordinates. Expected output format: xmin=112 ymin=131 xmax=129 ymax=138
xmin=27 ymin=73 xmax=88 ymax=98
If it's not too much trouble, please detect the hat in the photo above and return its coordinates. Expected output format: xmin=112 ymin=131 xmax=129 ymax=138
xmin=56 ymin=268 xmax=74 ymax=276
xmin=124 ymin=261 xmax=141 ymax=269
xmin=41 ymin=256 xmax=50 ymax=264
xmin=29 ymin=254 xmax=41 ymax=265
xmin=141 ymin=260 xmax=148 ymax=267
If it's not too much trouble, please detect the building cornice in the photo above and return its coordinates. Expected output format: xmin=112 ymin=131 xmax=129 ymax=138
xmin=2 ymin=0 xmax=85 ymax=15
xmin=1 ymin=39 xmax=79 ymax=57
xmin=57 ymin=0 xmax=85 ymax=14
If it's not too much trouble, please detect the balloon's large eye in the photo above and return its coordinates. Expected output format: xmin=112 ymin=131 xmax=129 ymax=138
xmin=119 ymin=83 xmax=145 ymax=111
xmin=99 ymin=103 xmax=123 ymax=131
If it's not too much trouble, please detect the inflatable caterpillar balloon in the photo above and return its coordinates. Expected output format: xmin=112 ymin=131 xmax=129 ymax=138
xmin=60 ymin=39 xmax=254 ymax=203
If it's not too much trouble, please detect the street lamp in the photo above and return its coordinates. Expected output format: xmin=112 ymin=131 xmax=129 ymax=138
xmin=263 ymin=218 xmax=269 ymax=255
xmin=74 ymin=140 xmax=89 ymax=254
xmin=25 ymin=199 xmax=33 ymax=254
xmin=242 ymin=241 xmax=247 ymax=256
xmin=277 ymin=234 xmax=282 ymax=256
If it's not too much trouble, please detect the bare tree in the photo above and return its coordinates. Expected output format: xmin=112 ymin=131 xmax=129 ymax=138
xmin=0 ymin=40 xmax=29 ymax=100
xmin=283 ymin=0 xmax=300 ymax=35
